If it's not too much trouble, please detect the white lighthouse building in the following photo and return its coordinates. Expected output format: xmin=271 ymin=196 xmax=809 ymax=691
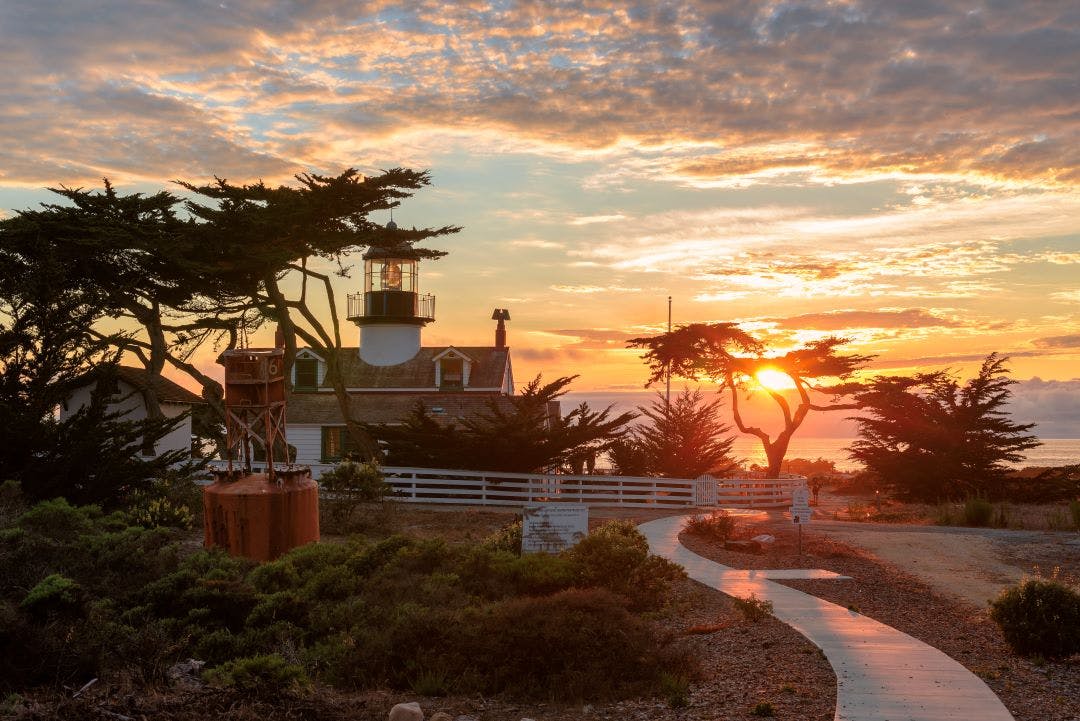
xmin=350 ymin=245 xmax=435 ymax=366
xmin=284 ymin=244 xmax=516 ymax=465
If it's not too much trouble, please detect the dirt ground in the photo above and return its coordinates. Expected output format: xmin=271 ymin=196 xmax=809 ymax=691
xmin=335 ymin=498 xmax=1080 ymax=609
xmin=803 ymin=521 xmax=1080 ymax=606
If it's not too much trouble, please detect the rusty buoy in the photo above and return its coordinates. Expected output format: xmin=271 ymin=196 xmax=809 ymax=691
xmin=203 ymin=465 xmax=320 ymax=562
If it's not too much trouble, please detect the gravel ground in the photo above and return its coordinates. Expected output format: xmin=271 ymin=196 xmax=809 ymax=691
xmin=680 ymin=522 xmax=1080 ymax=721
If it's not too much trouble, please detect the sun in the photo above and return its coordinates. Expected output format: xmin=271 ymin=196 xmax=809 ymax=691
xmin=755 ymin=368 xmax=796 ymax=391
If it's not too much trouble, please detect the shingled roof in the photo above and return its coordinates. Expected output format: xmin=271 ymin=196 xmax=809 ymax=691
xmin=72 ymin=365 xmax=205 ymax=405
xmin=311 ymin=346 xmax=510 ymax=390
xmin=115 ymin=366 xmax=204 ymax=404
xmin=286 ymin=391 xmax=516 ymax=426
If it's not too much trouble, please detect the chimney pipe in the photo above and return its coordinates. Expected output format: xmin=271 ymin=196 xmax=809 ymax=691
xmin=491 ymin=308 xmax=510 ymax=349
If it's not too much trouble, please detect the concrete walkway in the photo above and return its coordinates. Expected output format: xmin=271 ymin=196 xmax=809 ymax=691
xmin=639 ymin=515 xmax=1015 ymax=721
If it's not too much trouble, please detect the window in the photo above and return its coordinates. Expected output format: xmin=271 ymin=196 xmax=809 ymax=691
xmin=321 ymin=426 xmax=354 ymax=462
xmin=440 ymin=357 xmax=463 ymax=390
xmin=295 ymin=358 xmax=318 ymax=391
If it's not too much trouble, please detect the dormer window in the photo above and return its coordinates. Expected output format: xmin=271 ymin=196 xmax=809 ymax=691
xmin=440 ymin=357 xmax=463 ymax=390
xmin=294 ymin=357 xmax=318 ymax=391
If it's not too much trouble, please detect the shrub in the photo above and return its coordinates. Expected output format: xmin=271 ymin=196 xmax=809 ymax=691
xmin=459 ymin=588 xmax=692 ymax=701
xmin=0 ymin=481 xmax=26 ymax=527
xmin=660 ymin=672 xmax=690 ymax=708
xmin=203 ymin=653 xmax=309 ymax=693
xmin=751 ymin=700 xmax=776 ymax=717
xmin=125 ymin=472 xmax=202 ymax=530
xmin=1071 ymin=499 xmax=1080 ymax=531
xmin=565 ymin=520 xmax=685 ymax=610
xmin=21 ymin=574 xmax=81 ymax=615
xmin=963 ymin=497 xmax=994 ymax=527
xmin=989 ymin=575 xmax=1080 ymax=658
xmin=683 ymin=510 xmax=736 ymax=541
xmin=733 ymin=594 xmax=773 ymax=622
xmin=319 ymin=461 xmax=389 ymax=527
xmin=482 ymin=519 xmax=523 ymax=554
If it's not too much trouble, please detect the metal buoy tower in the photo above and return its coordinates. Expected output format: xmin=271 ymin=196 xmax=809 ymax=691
xmin=203 ymin=348 xmax=319 ymax=561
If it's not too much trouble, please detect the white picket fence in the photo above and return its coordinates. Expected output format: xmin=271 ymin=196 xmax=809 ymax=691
xmin=327 ymin=464 xmax=803 ymax=508
xmin=206 ymin=462 xmax=805 ymax=508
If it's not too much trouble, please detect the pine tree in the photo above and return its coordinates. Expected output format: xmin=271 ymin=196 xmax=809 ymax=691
xmin=0 ymin=247 xmax=185 ymax=506
xmin=629 ymin=389 xmax=736 ymax=479
xmin=375 ymin=375 xmax=636 ymax=472
xmin=848 ymin=354 xmax=1039 ymax=501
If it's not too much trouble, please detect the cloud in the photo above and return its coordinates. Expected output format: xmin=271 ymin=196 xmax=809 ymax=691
xmin=543 ymin=328 xmax=633 ymax=350
xmin=550 ymin=284 xmax=641 ymax=294
xmin=1049 ymin=290 xmax=1080 ymax=303
xmin=1034 ymin=334 xmax=1080 ymax=349
xmin=775 ymin=309 xmax=960 ymax=331
xmin=0 ymin=1 xmax=1077 ymax=188
xmin=512 ymin=346 xmax=587 ymax=362
xmin=569 ymin=214 xmax=628 ymax=226
xmin=1007 ymin=378 xmax=1080 ymax=438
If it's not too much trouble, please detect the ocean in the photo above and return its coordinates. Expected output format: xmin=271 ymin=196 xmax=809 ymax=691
xmin=726 ymin=436 xmax=1080 ymax=472
xmin=562 ymin=391 xmax=1080 ymax=471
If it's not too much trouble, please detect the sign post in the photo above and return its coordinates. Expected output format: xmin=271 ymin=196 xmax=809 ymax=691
xmin=521 ymin=504 xmax=588 ymax=554
xmin=790 ymin=486 xmax=812 ymax=556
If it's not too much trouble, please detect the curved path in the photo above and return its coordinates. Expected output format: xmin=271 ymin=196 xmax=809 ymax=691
xmin=639 ymin=515 xmax=1015 ymax=721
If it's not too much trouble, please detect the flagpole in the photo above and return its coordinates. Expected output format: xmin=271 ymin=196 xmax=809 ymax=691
xmin=666 ymin=296 xmax=672 ymax=407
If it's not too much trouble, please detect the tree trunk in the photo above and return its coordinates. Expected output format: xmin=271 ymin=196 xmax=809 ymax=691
xmin=763 ymin=434 xmax=791 ymax=479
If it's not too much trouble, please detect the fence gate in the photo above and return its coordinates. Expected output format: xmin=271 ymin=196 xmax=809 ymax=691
xmin=693 ymin=474 xmax=718 ymax=506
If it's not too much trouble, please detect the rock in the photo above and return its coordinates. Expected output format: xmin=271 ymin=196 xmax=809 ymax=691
xmin=751 ymin=534 xmax=775 ymax=545
xmin=453 ymin=716 xmax=478 ymax=721
xmin=429 ymin=714 xmax=452 ymax=721
xmin=724 ymin=539 xmax=761 ymax=553
xmin=166 ymin=658 xmax=205 ymax=688
xmin=389 ymin=701 xmax=424 ymax=721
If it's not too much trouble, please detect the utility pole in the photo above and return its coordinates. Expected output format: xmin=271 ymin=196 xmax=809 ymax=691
xmin=666 ymin=296 xmax=672 ymax=407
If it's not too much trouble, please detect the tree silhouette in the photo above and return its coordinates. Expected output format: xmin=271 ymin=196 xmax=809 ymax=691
xmin=377 ymin=375 xmax=636 ymax=472
xmin=629 ymin=323 xmax=871 ymax=478
xmin=180 ymin=169 xmax=458 ymax=460
xmin=849 ymin=354 xmax=1039 ymax=501
xmin=0 ymin=245 xmax=185 ymax=505
xmin=613 ymin=389 xmax=736 ymax=479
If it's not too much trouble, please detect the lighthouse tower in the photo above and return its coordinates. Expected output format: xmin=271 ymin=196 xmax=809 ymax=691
xmin=346 ymin=241 xmax=435 ymax=366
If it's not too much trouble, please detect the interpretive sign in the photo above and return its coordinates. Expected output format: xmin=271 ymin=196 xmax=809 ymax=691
xmin=791 ymin=486 xmax=812 ymax=524
xmin=522 ymin=504 xmax=588 ymax=554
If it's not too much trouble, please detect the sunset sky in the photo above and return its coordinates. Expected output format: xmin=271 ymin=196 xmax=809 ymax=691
xmin=1 ymin=1 xmax=1077 ymax=435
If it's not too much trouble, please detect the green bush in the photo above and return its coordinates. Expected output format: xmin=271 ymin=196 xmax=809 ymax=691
xmin=733 ymin=594 xmax=774 ymax=622
xmin=963 ymin=497 xmax=994 ymax=527
xmin=482 ymin=518 xmax=523 ymax=554
xmin=660 ymin=672 xmax=690 ymax=708
xmin=459 ymin=588 xmax=692 ymax=700
xmin=751 ymin=700 xmax=776 ymax=717
xmin=683 ymin=510 xmax=736 ymax=541
xmin=319 ymin=461 xmax=389 ymax=527
xmin=565 ymin=520 xmax=686 ymax=610
xmin=21 ymin=574 xmax=81 ymax=615
xmin=0 ymin=498 xmax=695 ymax=702
xmin=990 ymin=576 xmax=1080 ymax=658
xmin=203 ymin=653 xmax=309 ymax=693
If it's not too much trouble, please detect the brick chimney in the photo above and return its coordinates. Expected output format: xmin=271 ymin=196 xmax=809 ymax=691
xmin=491 ymin=308 xmax=510 ymax=349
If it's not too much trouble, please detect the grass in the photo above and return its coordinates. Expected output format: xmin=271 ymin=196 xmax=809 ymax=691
xmin=831 ymin=493 xmax=1079 ymax=531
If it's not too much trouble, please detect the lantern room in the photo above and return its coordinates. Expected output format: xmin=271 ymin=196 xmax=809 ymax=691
xmin=347 ymin=246 xmax=435 ymax=325
xmin=347 ymin=245 xmax=436 ymax=366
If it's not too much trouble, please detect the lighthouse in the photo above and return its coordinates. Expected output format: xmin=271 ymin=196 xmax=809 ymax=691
xmin=346 ymin=242 xmax=436 ymax=366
